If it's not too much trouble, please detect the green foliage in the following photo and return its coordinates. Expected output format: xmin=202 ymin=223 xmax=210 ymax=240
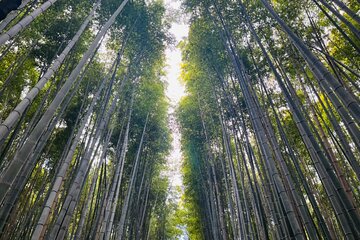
xmin=1 ymin=0 xmax=360 ymax=238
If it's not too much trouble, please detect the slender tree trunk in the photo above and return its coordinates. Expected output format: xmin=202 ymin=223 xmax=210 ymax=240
xmin=116 ymin=113 xmax=149 ymax=240
xmin=103 ymin=93 xmax=134 ymax=240
xmin=76 ymin=128 xmax=112 ymax=240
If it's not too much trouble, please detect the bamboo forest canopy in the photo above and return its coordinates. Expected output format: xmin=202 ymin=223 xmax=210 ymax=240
xmin=0 ymin=0 xmax=359 ymax=239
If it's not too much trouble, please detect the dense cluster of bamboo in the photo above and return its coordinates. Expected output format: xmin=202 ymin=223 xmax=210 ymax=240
xmin=0 ymin=0 xmax=360 ymax=239
xmin=179 ymin=0 xmax=360 ymax=239
xmin=0 ymin=0 xmax=171 ymax=239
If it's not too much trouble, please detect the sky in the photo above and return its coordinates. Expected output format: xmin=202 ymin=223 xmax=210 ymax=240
xmin=163 ymin=0 xmax=189 ymax=238
xmin=163 ymin=0 xmax=188 ymax=195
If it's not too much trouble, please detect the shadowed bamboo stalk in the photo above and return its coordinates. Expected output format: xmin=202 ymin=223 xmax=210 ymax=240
xmin=30 ymin=65 xmax=110 ymax=240
xmin=102 ymin=94 xmax=134 ymax=240
xmin=48 ymin=86 xmax=121 ymax=240
xmin=0 ymin=0 xmax=130 ymax=206
xmin=210 ymin=4 xmax=305 ymax=237
xmin=316 ymin=0 xmax=360 ymax=39
xmin=259 ymin=0 xmax=360 ymax=122
xmin=331 ymin=0 xmax=360 ymax=25
xmin=237 ymin=3 xmax=353 ymax=237
xmin=0 ymin=1 xmax=100 ymax=144
xmin=116 ymin=113 xmax=149 ymax=240
xmin=74 ymin=127 xmax=113 ymax=239
xmin=0 ymin=0 xmax=31 ymax=32
xmin=0 ymin=0 xmax=58 ymax=45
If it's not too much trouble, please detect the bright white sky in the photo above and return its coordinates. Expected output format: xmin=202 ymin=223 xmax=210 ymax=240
xmin=163 ymin=1 xmax=189 ymax=238
xmin=163 ymin=0 xmax=188 ymax=197
xmin=165 ymin=0 xmax=189 ymax=195
xmin=164 ymin=0 xmax=187 ymax=104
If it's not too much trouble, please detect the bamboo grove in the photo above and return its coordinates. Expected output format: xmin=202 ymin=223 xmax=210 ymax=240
xmin=0 ymin=0 xmax=359 ymax=239
xmin=177 ymin=0 xmax=360 ymax=239
xmin=0 ymin=0 xmax=177 ymax=239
